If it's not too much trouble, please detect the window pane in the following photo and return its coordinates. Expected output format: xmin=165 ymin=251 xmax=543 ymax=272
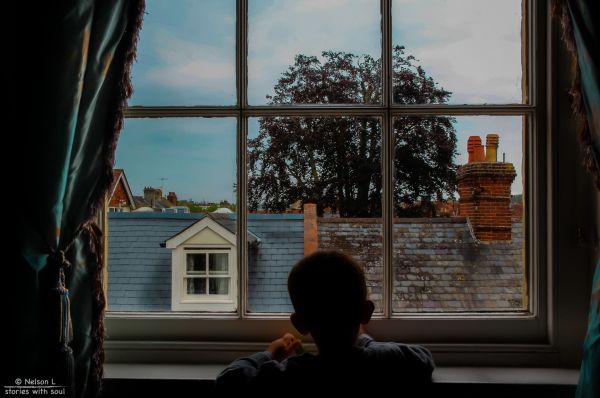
xmin=248 ymin=0 xmax=381 ymax=105
xmin=187 ymin=254 xmax=206 ymax=274
xmin=106 ymin=118 xmax=237 ymax=312
xmin=392 ymin=0 xmax=524 ymax=104
xmin=247 ymin=117 xmax=383 ymax=313
xmin=209 ymin=253 xmax=229 ymax=274
xmin=392 ymin=115 xmax=526 ymax=312
xmin=130 ymin=0 xmax=236 ymax=105
xmin=209 ymin=278 xmax=229 ymax=295
xmin=187 ymin=278 xmax=207 ymax=295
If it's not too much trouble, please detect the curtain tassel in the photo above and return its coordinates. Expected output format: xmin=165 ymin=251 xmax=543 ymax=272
xmin=49 ymin=250 xmax=75 ymax=398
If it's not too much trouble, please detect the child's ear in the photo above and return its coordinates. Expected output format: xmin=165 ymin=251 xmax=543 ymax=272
xmin=290 ymin=312 xmax=310 ymax=336
xmin=360 ymin=300 xmax=375 ymax=325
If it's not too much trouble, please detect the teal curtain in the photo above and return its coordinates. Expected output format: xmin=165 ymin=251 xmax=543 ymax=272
xmin=554 ymin=1 xmax=600 ymax=397
xmin=576 ymin=260 xmax=600 ymax=398
xmin=555 ymin=0 xmax=600 ymax=189
xmin=12 ymin=1 xmax=144 ymax=397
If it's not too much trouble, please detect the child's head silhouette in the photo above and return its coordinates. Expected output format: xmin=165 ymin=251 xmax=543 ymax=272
xmin=288 ymin=250 xmax=375 ymax=354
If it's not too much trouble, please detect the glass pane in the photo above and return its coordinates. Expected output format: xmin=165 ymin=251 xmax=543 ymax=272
xmin=106 ymin=118 xmax=237 ymax=311
xmin=209 ymin=278 xmax=229 ymax=295
xmin=247 ymin=117 xmax=383 ymax=313
xmin=392 ymin=115 xmax=526 ymax=312
xmin=187 ymin=278 xmax=207 ymax=295
xmin=392 ymin=0 xmax=524 ymax=104
xmin=248 ymin=0 xmax=381 ymax=105
xmin=130 ymin=0 xmax=236 ymax=105
xmin=187 ymin=253 xmax=206 ymax=274
xmin=209 ymin=253 xmax=229 ymax=274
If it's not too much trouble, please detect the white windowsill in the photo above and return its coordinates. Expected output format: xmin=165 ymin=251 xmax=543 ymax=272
xmin=103 ymin=363 xmax=579 ymax=386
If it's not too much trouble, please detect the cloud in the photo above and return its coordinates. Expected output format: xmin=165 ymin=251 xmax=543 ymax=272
xmin=393 ymin=0 xmax=523 ymax=104
xmin=143 ymin=29 xmax=235 ymax=94
xmin=248 ymin=0 xmax=381 ymax=103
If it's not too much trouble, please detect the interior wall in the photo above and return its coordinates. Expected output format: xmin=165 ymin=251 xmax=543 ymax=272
xmin=554 ymin=17 xmax=600 ymax=367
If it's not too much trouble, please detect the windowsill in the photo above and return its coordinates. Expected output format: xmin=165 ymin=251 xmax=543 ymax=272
xmin=103 ymin=363 xmax=579 ymax=385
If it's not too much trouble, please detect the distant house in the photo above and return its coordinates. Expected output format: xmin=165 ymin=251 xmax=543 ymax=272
xmin=163 ymin=206 xmax=191 ymax=214
xmin=133 ymin=187 xmax=183 ymax=212
xmin=107 ymin=169 xmax=136 ymax=212
xmin=212 ymin=207 xmax=233 ymax=214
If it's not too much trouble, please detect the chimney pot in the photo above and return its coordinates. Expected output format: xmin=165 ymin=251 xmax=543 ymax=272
xmin=467 ymin=136 xmax=482 ymax=163
xmin=485 ymin=133 xmax=499 ymax=162
xmin=474 ymin=144 xmax=485 ymax=161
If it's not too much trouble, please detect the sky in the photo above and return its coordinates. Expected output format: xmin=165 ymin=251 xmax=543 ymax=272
xmin=116 ymin=0 xmax=524 ymax=202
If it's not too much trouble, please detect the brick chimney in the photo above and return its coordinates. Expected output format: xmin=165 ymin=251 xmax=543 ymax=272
xmin=457 ymin=134 xmax=516 ymax=241
xmin=303 ymin=203 xmax=318 ymax=255
xmin=143 ymin=187 xmax=162 ymax=207
xmin=167 ymin=191 xmax=178 ymax=205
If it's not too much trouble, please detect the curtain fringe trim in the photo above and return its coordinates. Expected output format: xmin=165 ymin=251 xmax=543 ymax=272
xmin=552 ymin=0 xmax=600 ymax=190
xmin=84 ymin=1 xmax=146 ymax=396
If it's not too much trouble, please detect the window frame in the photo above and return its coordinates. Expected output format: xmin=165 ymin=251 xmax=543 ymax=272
xmin=105 ymin=0 xmax=563 ymax=366
xmin=183 ymin=251 xmax=232 ymax=298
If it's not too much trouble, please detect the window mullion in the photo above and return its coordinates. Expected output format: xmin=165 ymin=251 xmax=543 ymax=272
xmin=382 ymin=0 xmax=391 ymax=108
xmin=381 ymin=0 xmax=392 ymax=318
xmin=239 ymin=0 xmax=248 ymax=109
xmin=238 ymin=115 xmax=248 ymax=317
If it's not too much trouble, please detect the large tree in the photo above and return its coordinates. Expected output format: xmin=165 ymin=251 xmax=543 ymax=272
xmin=248 ymin=46 xmax=457 ymax=217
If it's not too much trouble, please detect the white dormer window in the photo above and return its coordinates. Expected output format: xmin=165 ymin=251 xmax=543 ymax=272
xmin=165 ymin=217 xmax=237 ymax=312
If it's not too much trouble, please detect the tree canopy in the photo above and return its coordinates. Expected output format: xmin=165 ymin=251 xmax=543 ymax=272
xmin=248 ymin=46 xmax=457 ymax=217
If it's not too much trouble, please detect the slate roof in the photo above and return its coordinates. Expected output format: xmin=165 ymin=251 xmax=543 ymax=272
xmin=107 ymin=212 xmax=302 ymax=312
xmin=165 ymin=213 xmax=261 ymax=247
xmin=318 ymin=218 xmax=524 ymax=312
xmin=107 ymin=213 xmax=523 ymax=313
xmin=107 ymin=213 xmax=201 ymax=311
xmin=133 ymin=195 xmax=173 ymax=210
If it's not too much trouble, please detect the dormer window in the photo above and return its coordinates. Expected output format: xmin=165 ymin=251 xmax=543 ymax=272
xmin=165 ymin=216 xmax=238 ymax=312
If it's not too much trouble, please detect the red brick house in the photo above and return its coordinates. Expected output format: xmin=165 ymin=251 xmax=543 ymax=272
xmin=107 ymin=169 xmax=136 ymax=212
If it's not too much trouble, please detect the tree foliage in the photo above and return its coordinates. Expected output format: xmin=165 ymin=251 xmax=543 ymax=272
xmin=248 ymin=46 xmax=457 ymax=217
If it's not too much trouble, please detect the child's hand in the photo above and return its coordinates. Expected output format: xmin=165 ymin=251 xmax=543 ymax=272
xmin=267 ymin=333 xmax=301 ymax=362
xmin=359 ymin=324 xmax=367 ymax=335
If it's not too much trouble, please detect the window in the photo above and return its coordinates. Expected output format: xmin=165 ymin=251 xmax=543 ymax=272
xmin=184 ymin=252 xmax=231 ymax=297
xmin=105 ymin=0 xmax=558 ymax=363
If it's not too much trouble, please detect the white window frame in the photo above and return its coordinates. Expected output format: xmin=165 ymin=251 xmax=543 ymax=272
xmin=103 ymin=0 xmax=593 ymax=367
xmin=172 ymin=249 xmax=236 ymax=312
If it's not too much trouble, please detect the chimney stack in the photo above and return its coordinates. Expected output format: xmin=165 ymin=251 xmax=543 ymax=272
xmin=167 ymin=191 xmax=178 ymax=205
xmin=303 ymin=203 xmax=318 ymax=255
xmin=457 ymin=135 xmax=516 ymax=241
xmin=143 ymin=187 xmax=162 ymax=207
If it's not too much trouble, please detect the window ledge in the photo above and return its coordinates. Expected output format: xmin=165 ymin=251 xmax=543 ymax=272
xmin=103 ymin=363 xmax=579 ymax=385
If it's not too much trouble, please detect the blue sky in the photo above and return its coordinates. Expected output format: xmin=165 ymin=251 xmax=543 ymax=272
xmin=116 ymin=118 xmax=237 ymax=203
xmin=117 ymin=0 xmax=524 ymax=202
